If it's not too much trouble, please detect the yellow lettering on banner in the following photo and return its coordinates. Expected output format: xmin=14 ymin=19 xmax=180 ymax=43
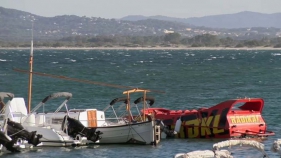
xmin=252 ymin=116 xmax=257 ymax=122
xmin=213 ymin=115 xmax=224 ymax=134
xmin=246 ymin=116 xmax=252 ymax=123
xmin=185 ymin=119 xmax=199 ymax=138
xmin=201 ymin=116 xmax=213 ymax=136
xmin=240 ymin=117 xmax=245 ymax=123
xmin=229 ymin=115 xmax=262 ymax=124
xmin=256 ymin=115 xmax=260 ymax=122
xmin=236 ymin=117 xmax=241 ymax=123
xmin=230 ymin=117 xmax=236 ymax=123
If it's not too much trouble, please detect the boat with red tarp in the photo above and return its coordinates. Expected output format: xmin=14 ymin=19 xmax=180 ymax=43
xmin=142 ymin=98 xmax=275 ymax=139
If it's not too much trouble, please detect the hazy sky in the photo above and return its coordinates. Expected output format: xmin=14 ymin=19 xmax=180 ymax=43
xmin=1 ymin=0 xmax=281 ymax=19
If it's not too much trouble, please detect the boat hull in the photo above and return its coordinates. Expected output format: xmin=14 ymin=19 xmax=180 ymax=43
xmin=95 ymin=121 xmax=157 ymax=145
xmin=24 ymin=126 xmax=91 ymax=147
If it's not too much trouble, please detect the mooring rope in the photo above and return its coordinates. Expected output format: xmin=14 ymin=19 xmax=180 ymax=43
xmin=13 ymin=68 xmax=165 ymax=93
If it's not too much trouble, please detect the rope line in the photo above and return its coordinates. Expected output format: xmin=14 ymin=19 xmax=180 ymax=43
xmin=13 ymin=68 xmax=165 ymax=94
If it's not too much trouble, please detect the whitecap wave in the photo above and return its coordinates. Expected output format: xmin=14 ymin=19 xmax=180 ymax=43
xmin=272 ymin=53 xmax=281 ymax=56
xmin=184 ymin=53 xmax=195 ymax=56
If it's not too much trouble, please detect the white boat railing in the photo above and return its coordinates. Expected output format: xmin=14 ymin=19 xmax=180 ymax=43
xmin=5 ymin=112 xmax=27 ymax=124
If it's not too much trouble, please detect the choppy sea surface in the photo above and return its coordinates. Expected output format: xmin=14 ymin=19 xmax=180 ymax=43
xmin=1 ymin=49 xmax=281 ymax=158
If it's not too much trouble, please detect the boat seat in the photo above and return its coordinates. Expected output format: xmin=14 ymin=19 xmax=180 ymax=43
xmin=184 ymin=110 xmax=190 ymax=113
xmin=5 ymin=98 xmax=28 ymax=123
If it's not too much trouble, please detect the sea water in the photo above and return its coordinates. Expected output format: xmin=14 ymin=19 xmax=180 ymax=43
xmin=1 ymin=49 xmax=281 ymax=157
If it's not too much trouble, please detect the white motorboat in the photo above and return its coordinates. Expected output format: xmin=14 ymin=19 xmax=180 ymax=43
xmin=4 ymin=92 xmax=101 ymax=147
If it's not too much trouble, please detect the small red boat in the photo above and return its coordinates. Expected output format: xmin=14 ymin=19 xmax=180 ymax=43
xmin=142 ymin=98 xmax=274 ymax=139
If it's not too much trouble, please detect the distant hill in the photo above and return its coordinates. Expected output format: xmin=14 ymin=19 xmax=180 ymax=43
xmin=121 ymin=11 xmax=281 ymax=28
xmin=1 ymin=7 xmax=281 ymax=42
xmin=0 ymin=7 xmax=190 ymax=41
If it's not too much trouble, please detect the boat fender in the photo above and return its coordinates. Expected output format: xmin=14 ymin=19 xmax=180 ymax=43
xmin=174 ymin=118 xmax=182 ymax=133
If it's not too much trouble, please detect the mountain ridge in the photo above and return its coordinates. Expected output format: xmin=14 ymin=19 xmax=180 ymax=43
xmin=121 ymin=11 xmax=281 ymax=28
xmin=1 ymin=6 xmax=281 ymax=42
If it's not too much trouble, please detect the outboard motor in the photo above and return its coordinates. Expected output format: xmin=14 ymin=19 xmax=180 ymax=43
xmin=155 ymin=119 xmax=174 ymax=138
xmin=61 ymin=115 xmax=102 ymax=143
xmin=7 ymin=119 xmax=42 ymax=147
xmin=0 ymin=131 xmax=20 ymax=152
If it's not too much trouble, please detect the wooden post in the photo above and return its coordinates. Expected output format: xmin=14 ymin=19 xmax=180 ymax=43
xmin=27 ymin=21 xmax=34 ymax=113
xmin=126 ymin=91 xmax=131 ymax=123
xmin=143 ymin=90 xmax=146 ymax=121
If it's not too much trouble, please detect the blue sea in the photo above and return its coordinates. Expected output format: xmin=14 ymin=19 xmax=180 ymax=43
xmin=1 ymin=49 xmax=281 ymax=157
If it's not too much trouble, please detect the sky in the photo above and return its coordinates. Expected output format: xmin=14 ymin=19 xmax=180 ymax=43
xmin=1 ymin=0 xmax=281 ymax=19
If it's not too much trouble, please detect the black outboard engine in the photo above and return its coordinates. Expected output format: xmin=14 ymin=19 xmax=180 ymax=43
xmin=155 ymin=119 xmax=174 ymax=138
xmin=61 ymin=115 xmax=102 ymax=143
xmin=7 ymin=119 xmax=42 ymax=147
xmin=0 ymin=131 xmax=20 ymax=152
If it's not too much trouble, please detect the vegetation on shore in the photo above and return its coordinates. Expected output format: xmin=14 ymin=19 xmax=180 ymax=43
xmin=1 ymin=33 xmax=281 ymax=48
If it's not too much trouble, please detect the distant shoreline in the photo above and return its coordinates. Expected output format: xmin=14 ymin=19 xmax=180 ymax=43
xmin=1 ymin=46 xmax=281 ymax=50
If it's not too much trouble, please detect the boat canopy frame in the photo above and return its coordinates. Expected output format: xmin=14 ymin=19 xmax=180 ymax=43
xmin=123 ymin=88 xmax=151 ymax=123
xmin=29 ymin=92 xmax=72 ymax=114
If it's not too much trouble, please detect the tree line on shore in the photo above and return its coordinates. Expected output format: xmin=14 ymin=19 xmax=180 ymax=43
xmin=1 ymin=33 xmax=281 ymax=48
